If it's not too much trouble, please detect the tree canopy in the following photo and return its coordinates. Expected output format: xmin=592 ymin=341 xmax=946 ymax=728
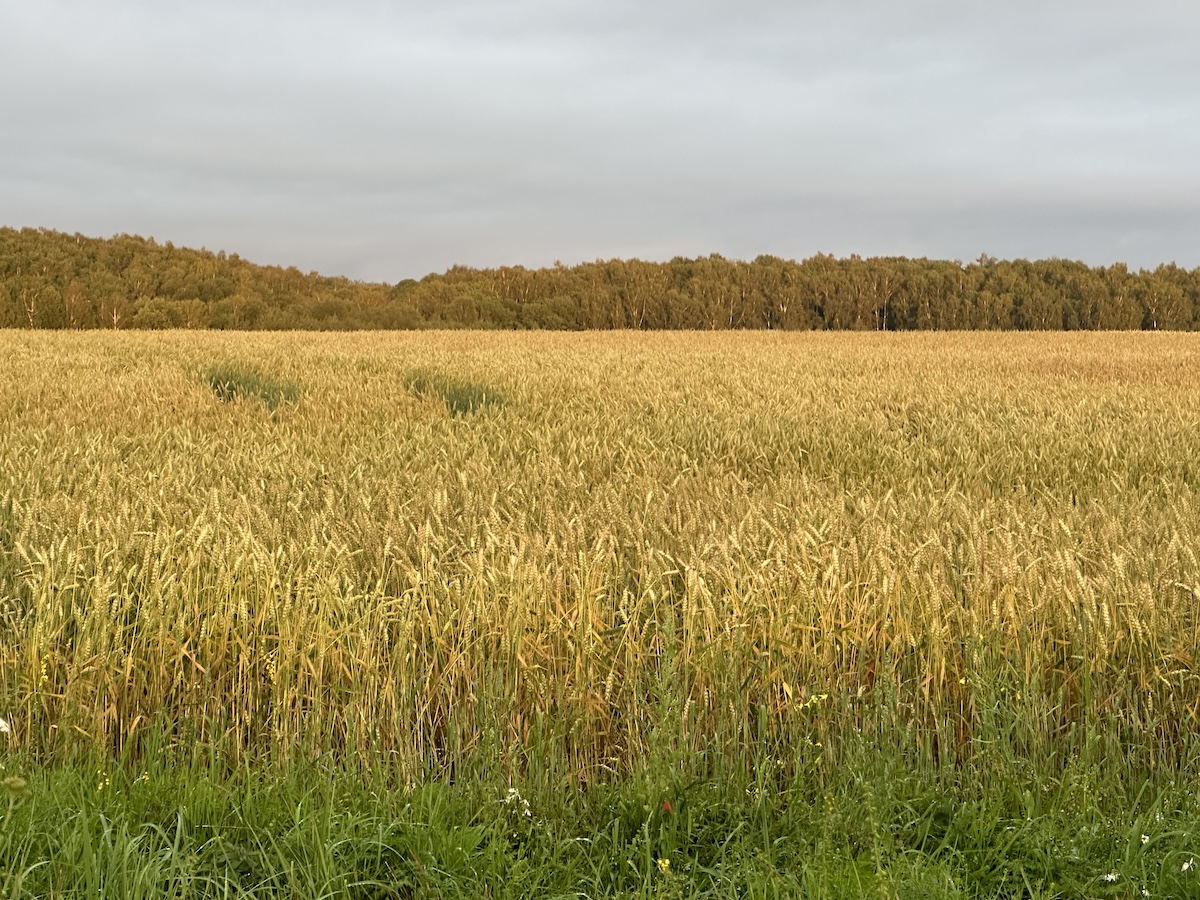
xmin=2 ymin=227 xmax=1198 ymax=331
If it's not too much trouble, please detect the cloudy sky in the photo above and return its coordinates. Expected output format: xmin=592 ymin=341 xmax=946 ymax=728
xmin=2 ymin=1 xmax=1198 ymax=281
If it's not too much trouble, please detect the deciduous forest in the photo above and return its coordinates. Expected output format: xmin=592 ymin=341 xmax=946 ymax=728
xmin=2 ymin=226 xmax=1199 ymax=330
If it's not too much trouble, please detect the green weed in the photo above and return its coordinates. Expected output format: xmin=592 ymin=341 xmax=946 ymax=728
xmin=203 ymin=363 xmax=300 ymax=411
xmin=404 ymin=368 xmax=502 ymax=416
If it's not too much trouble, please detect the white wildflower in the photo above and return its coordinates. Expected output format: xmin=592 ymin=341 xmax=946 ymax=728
xmin=1142 ymin=834 xmax=1150 ymax=845
xmin=504 ymin=786 xmax=532 ymax=817
xmin=0 ymin=716 xmax=9 ymax=734
xmin=1183 ymin=858 xmax=1194 ymax=872
xmin=1103 ymin=872 xmax=1119 ymax=883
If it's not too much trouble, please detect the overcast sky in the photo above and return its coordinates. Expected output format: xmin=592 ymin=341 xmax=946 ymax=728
xmin=2 ymin=1 xmax=1198 ymax=281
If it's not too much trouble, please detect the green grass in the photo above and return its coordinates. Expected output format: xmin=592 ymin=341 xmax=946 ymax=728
xmin=403 ymin=367 xmax=503 ymax=416
xmin=203 ymin=363 xmax=301 ymax=411
xmin=3 ymin=749 xmax=1199 ymax=898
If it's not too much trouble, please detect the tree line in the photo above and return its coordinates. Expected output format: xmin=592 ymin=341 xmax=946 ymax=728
xmin=3 ymin=227 xmax=1198 ymax=331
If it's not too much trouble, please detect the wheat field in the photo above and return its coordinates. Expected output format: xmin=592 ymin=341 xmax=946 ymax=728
xmin=1 ymin=330 xmax=1198 ymax=784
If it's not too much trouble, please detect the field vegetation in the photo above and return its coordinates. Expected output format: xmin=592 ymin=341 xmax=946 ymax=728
xmin=1 ymin=331 xmax=1199 ymax=897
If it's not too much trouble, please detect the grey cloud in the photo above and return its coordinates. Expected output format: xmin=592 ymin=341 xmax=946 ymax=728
xmin=2 ymin=0 xmax=1198 ymax=281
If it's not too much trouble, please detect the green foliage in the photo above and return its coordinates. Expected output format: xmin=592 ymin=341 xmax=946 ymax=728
xmin=3 ymin=227 xmax=1200 ymax=331
xmin=203 ymin=364 xmax=300 ymax=411
xmin=404 ymin=368 xmax=503 ymax=416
